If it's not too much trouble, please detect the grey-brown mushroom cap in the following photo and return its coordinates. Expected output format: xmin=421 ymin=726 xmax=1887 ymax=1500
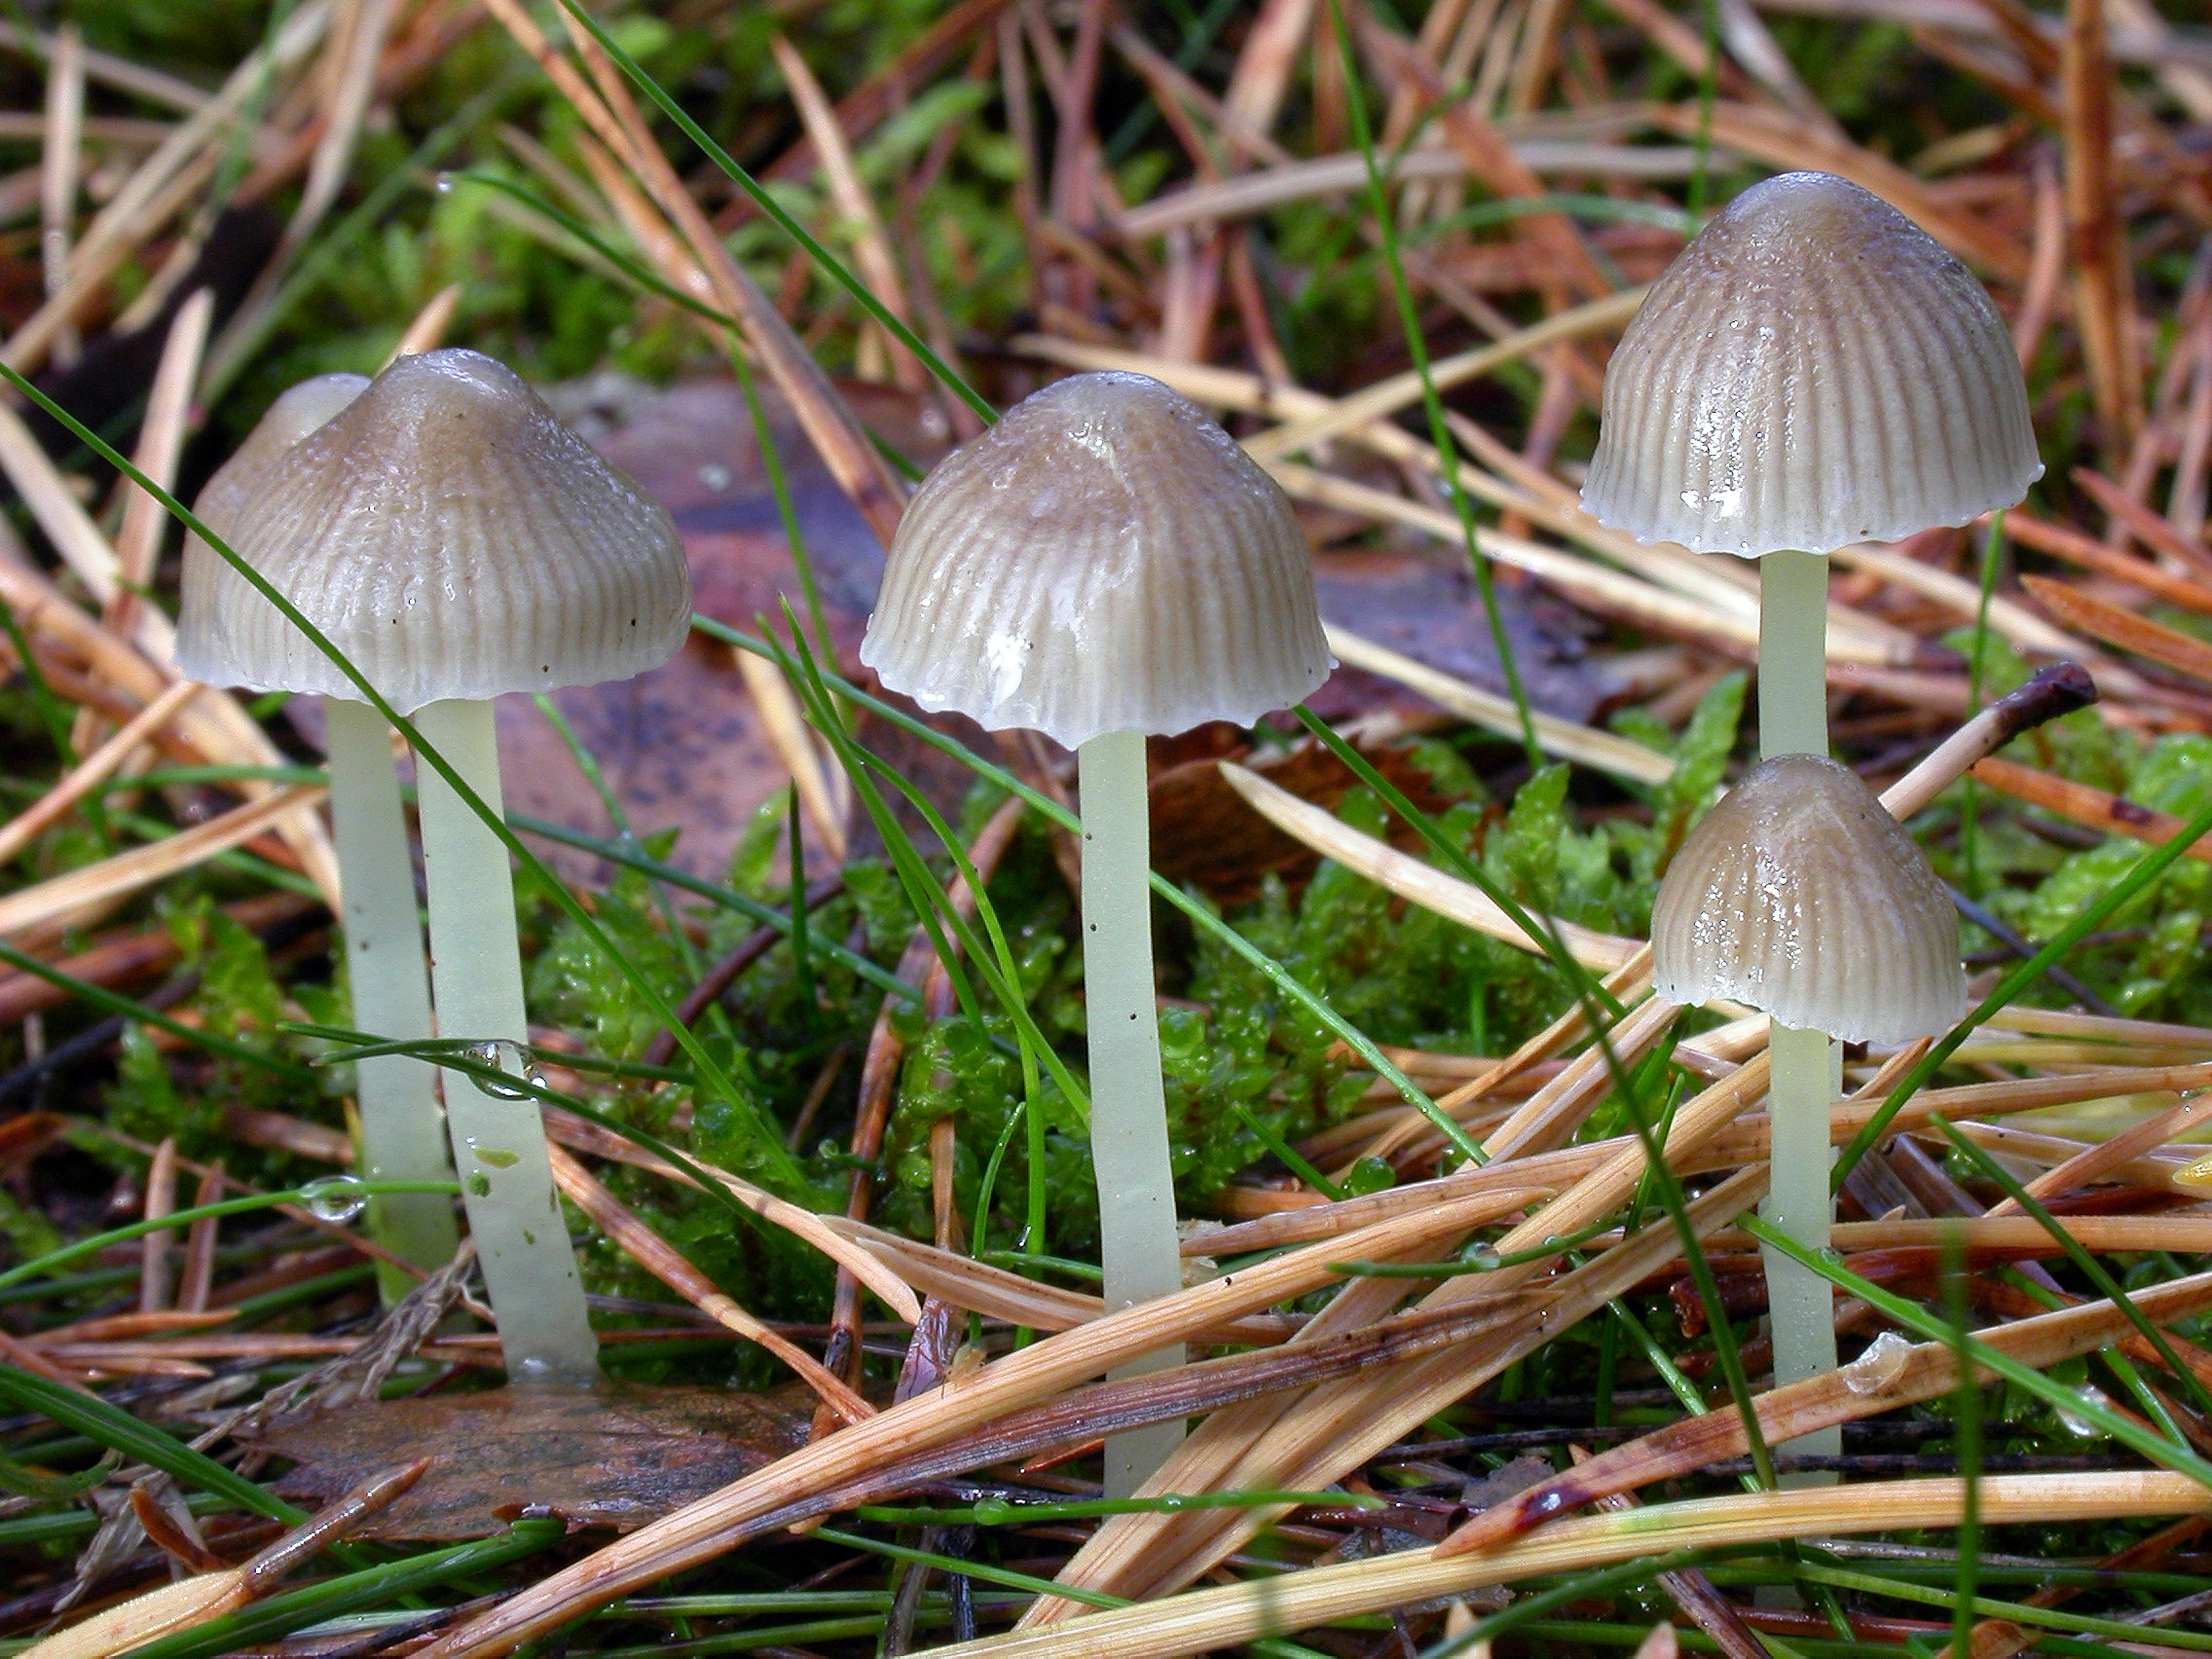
xmin=858 ymin=371 xmax=1331 ymax=749
xmin=1650 ymin=754 xmax=1965 ymax=1044
xmin=177 ymin=372 xmax=371 ymax=684
xmin=1581 ymin=170 xmax=2043 ymax=558
xmin=174 ymin=349 xmax=692 ymax=714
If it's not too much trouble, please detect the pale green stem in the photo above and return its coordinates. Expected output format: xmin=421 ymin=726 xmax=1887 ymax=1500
xmin=1078 ymin=726 xmax=1186 ymax=1496
xmin=412 ymin=696 xmax=598 ymax=1385
xmin=324 ymin=697 xmax=457 ymax=1300
xmin=1757 ymin=547 xmax=1840 ymax=1475
xmin=1760 ymin=1022 xmax=1841 ymax=1475
xmin=1756 ymin=549 xmax=1829 ymax=759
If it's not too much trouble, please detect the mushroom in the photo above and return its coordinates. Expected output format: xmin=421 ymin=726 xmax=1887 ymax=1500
xmin=1584 ymin=169 xmax=2041 ymax=761
xmin=861 ymin=371 xmax=1329 ymax=1491
xmin=1586 ymin=171 xmax=2037 ymax=1416
xmin=1651 ymin=754 xmax=1964 ymax=1438
xmin=181 ymin=349 xmax=693 ymax=1384
xmin=180 ymin=372 xmax=461 ymax=1297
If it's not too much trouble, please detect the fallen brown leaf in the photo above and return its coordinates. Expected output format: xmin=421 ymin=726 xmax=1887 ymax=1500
xmin=252 ymin=1382 xmax=816 ymax=1538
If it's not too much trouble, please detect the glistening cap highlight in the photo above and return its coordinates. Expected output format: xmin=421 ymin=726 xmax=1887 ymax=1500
xmin=860 ymin=371 xmax=1331 ymax=749
xmin=1582 ymin=170 xmax=2042 ymax=557
xmin=1650 ymin=754 xmax=1965 ymax=1044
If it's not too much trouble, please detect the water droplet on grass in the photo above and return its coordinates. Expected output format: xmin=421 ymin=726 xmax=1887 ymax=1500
xmin=1841 ymin=1329 xmax=1912 ymax=1393
xmin=301 ymin=1174 xmax=368 ymax=1223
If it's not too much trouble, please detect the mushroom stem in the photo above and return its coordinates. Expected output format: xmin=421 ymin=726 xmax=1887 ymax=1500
xmin=1760 ymin=1021 xmax=1843 ymax=1472
xmin=1757 ymin=547 xmax=1841 ymax=1470
xmin=1756 ymin=550 xmax=1829 ymax=759
xmin=1077 ymin=726 xmax=1187 ymax=1496
xmin=412 ymin=696 xmax=599 ymax=1385
xmin=324 ymin=697 xmax=457 ymax=1298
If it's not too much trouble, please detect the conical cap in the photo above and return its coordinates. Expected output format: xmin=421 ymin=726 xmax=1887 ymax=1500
xmin=178 ymin=372 xmax=368 ymax=682
xmin=174 ymin=349 xmax=692 ymax=713
xmin=859 ymin=371 xmax=1330 ymax=748
xmin=1582 ymin=171 xmax=2042 ymax=557
xmin=1651 ymin=754 xmax=1963 ymax=1044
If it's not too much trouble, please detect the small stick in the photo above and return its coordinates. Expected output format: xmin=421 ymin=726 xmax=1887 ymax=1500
xmin=1878 ymin=661 xmax=2099 ymax=820
xmin=177 ymin=1160 xmax=223 ymax=1312
xmin=37 ymin=21 xmax=82 ymax=366
xmin=138 ymin=1135 xmax=177 ymax=1314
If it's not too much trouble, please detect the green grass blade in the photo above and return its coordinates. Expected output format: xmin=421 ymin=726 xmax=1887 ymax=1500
xmin=1740 ymin=1211 xmax=2212 ymax=1492
xmin=547 ymin=0 xmax=995 ymax=426
xmin=0 ymin=1365 xmax=304 ymax=1523
xmin=115 ymin=1520 xmax=566 ymax=1659
xmin=1324 ymin=0 xmax=1543 ymax=770
xmin=0 ymin=940 xmax=312 ymax=1083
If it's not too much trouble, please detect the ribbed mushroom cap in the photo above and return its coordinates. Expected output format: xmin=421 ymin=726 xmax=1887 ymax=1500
xmin=1582 ymin=170 xmax=2042 ymax=557
xmin=173 ymin=349 xmax=691 ymax=714
xmin=1650 ymin=754 xmax=1964 ymax=1044
xmin=858 ymin=371 xmax=1330 ymax=748
xmin=178 ymin=373 xmax=370 ymax=677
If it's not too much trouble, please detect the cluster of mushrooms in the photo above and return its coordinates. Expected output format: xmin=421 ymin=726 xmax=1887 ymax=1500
xmin=177 ymin=171 xmax=2039 ymax=1470
xmin=178 ymin=350 xmax=692 ymax=1384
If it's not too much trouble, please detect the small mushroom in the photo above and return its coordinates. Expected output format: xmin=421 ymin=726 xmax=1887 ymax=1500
xmin=182 ymin=349 xmax=692 ymax=1385
xmin=180 ymin=372 xmax=459 ymax=1297
xmin=1651 ymin=754 xmax=1964 ymax=1046
xmin=1651 ymin=755 xmax=1964 ymax=1438
xmin=862 ymin=371 xmax=1329 ymax=1492
xmin=1588 ymin=172 xmax=2031 ymax=1419
xmin=1583 ymin=169 xmax=2042 ymax=760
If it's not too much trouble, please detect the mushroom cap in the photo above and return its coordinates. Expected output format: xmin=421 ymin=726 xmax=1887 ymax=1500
xmin=1581 ymin=170 xmax=2042 ymax=558
xmin=173 ymin=349 xmax=692 ymax=714
xmin=1650 ymin=753 xmax=1964 ymax=1044
xmin=178 ymin=373 xmax=370 ymax=673
xmin=858 ymin=371 xmax=1331 ymax=749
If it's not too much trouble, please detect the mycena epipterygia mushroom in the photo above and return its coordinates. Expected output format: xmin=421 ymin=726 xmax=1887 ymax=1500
xmin=861 ymin=371 xmax=1329 ymax=1492
xmin=1589 ymin=171 xmax=2036 ymax=1424
xmin=179 ymin=349 xmax=691 ymax=1384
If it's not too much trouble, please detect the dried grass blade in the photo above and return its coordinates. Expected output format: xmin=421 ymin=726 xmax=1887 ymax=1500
xmin=1017 ymin=1162 xmax=1766 ymax=1620
xmin=1219 ymin=760 xmax=1640 ymax=969
xmin=1987 ymin=1090 xmax=2212 ymax=1214
xmin=5 ymin=1 xmax=331 ymax=376
xmin=2022 ymin=573 xmax=2212 ymax=682
xmin=2062 ymin=0 xmax=2143 ymax=447
xmin=1324 ymin=624 xmax=1674 ymax=785
xmin=545 ymin=1144 xmax=872 ymax=1423
xmin=0 ymin=785 xmax=325 ymax=941
xmin=413 ymin=1176 xmax=1597 ymax=1658
xmin=2074 ymin=465 xmax=2212 ymax=580
xmin=1448 ymin=1263 xmax=2212 ymax=1555
xmin=2005 ymin=509 xmax=2212 ymax=614
xmin=735 ymin=649 xmax=849 ymax=863
xmin=767 ymin=33 xmax=924 ymax=391
xmin=1242 ymin=288 xmax=1645 ymax=461
xmin=1271 ymin=462 xmax=1767 ymax=656
xmin=385 ymin=283 xmax=462 ymax=361
xmin=0 ymin=679 xmax=200 ymax=866
xmin=942 ymin=1473 xmax=2212 ymax=1659
xmin=1645 ymin=100 xmax=2029 ymax=281
xmin=539 ymin=1110 xmax=922 ymax=1323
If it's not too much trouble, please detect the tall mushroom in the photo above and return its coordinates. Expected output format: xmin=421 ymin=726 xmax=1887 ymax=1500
xmin=181 ymin=372 xmax=461 ymax=1296
xmin=180 ymin=349 xmax=692 ymax=1384
xmin=1586 ymin=171 xmax=2040 ymax=1413
xmin=861 ymin=371 xmax=1330 ymax=1492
